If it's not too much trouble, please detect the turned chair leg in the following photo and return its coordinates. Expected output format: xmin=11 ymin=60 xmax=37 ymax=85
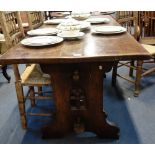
xmin=38 ymin=86 xmax=43 ymax=96
xmin=134 ymin=60 xmax=143 ymax=97
xmin=15 ymin=82 xmax=27 ymax=129
xmin=2 ymin=65 xmax=11 ymax=83
xmin=112 ymin=61 xmax=119 ymax=87
xmin=29 ymin=86 xmax=35 ymax=107
xmin=129 ymin=60 xmax=135 ymax=77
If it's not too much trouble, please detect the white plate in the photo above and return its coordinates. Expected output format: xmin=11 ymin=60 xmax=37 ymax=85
xmin=57 ymin=32 xmax=85 ymax=40
xmin=86 ymin=17 xmax=110 ymax=24
xmin=79 ymin=21 xmax=91 ymax=30
xmin=21 ymin=36 xmax=63 ymax=46
xmin=27 ymin=28 xmax=58 ymax=36
xmin=92 ymin=26 xmax=126 ymax=34
xmin=44 ymin=19 xmax=66 ymax=25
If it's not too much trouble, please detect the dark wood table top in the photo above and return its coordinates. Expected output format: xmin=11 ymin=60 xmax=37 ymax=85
xmin=0 ymin=15 xmax=150 ymax=65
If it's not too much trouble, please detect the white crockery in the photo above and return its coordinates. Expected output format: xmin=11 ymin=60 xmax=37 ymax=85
xmin=57 ymin=18 xmax=81 ymax=37
xmin=21 ymin=36 xmax=63 ymax=46
xmin=79 ymin=21 xmax=91 ymax=31
xmin=86 ymin=17 xmax=110 ymax=24
xmin=44 ymin=19 xmax=66 ymax=25
xmin=57 ymin=32 xmax=85 ymax=40
xmin=92 ymin=26 xmax=127 ymax=34
xmin=71 ymin=12 xmax=91 ymax=20
xmin=27 ymin=28 xmax=58 ymax=36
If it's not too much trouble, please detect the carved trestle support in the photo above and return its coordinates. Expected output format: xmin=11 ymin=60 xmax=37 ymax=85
xmin=70 ymin=69 xmax=87 ymax=133
xmin=40 ymin=62 xmax=119 ymax=139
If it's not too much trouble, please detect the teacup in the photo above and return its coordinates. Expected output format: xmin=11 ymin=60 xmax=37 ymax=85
xmin=57 ymin=18 xmax=81 ymax=36
xmin=61 ymin=30 xmax=80 ymax=37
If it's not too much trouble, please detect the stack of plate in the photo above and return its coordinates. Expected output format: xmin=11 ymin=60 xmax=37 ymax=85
xmin=21 ymin=36 xmax=63 ymax=46
xmin=27 ymin=28 xmax=59 ymax=36
xmin=92 ymin=26 xmax=127 ymax=34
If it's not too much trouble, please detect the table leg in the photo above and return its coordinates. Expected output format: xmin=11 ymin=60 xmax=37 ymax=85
xmin=83 ymin=63 xmax=119 ymax=138
xmin=41 ymin=62 xmax=119 ymax=139
xmin=41 ymin=65 xmax=72 ymax=138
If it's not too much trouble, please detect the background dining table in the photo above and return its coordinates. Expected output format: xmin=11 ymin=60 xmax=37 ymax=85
xmin=0 ymin=15 xmax=151 ymax=139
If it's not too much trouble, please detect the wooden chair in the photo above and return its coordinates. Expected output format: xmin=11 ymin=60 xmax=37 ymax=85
xmin=44 ymin=11 xmax=71 ymax=20
xmin=0 ymin=34 xmax=11 ymax=82
xmin=0 ymin=11 xmax=52 ymax=129
xmin=26 ymin=11 xmax=51 ymax=97
xmin=26 ymin=11 xmax=44 ymax=30
xmin=138 ymin=11 xmax=155 ymax=41
xmin=116 ymin=11 xmax=139 ymax=39
xmin=136 ymin=12 xmax=155 ymax=78
xmin=112 ymin=11 xmax=155 ymax=97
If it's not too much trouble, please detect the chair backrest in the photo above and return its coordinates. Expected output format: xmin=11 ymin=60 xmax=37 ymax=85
xmin=116 ymin=11 xmax=134 ymax=20
xmin=0 ymin=11 xmax=25 ymax=49
xmin=44 ymin=11 xmax=56 ymax=20
xmin=116 ymin=11 xmax=138 ymax=40
xmin=26 ymin=11 xmax=44 ymax=30
xmin=44 ymin=11 xmax=71 ymax=20
xmin=0 ymin=11 xmax=25 ymax=81
xmin=20 ymin=11 xmax=28 ymax=23
xmin=138 ymin=11 xmax=155 ymax=37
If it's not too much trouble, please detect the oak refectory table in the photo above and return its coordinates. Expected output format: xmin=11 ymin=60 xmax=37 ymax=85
xmin=0 ymin=15 xmax=150 ymax=139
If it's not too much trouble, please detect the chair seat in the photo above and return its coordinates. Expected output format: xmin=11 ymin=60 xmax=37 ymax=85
xmin=141 ymin=44 xmax=155 ymax=55
xmin=140 ymin=37 xmax=155 ymax=45
xmin=21 ymin=64 xmax=51 ymax=85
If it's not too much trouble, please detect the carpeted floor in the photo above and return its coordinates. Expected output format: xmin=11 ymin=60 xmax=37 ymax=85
xmin=0 ymin=64 xmax=155 ymax=144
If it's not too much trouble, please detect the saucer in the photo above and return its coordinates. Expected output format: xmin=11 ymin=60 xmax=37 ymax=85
xmin=57 ymin=32 xmax=85 ymax=40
